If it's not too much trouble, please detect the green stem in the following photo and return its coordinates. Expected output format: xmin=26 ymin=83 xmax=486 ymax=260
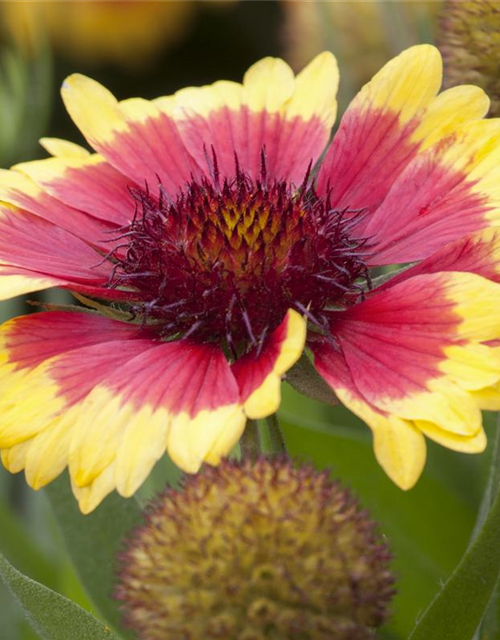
xmin=265 ymin=414 xmax=287 ymax=456
xmin=473 ymin=416 xmax=500 ymax=640
xmin=240 ymin=419 xmax=261 ymax=461
xmin=473 ymin=417 xmax=500 ymax=541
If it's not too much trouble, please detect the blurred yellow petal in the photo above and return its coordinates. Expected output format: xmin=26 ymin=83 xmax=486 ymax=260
xmin=39 ymin=137 xmax=90 ymax=159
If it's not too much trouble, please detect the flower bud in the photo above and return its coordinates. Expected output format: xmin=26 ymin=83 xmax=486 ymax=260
xmin=115 ymin=458 xmax=394 ymax=639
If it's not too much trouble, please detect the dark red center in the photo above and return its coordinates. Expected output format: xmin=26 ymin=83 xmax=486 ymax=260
xmin=108 ymin=160 xmax=369 ymax=355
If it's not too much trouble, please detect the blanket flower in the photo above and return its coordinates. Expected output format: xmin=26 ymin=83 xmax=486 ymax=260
xmin=1 ymin=45 xmax=500 ymax=511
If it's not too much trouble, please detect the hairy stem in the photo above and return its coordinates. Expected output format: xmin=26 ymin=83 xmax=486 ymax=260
xmin=265 ymin=414 xmax=288 ymax=456
xmin=240 ymin=419 xmax=261 ymax=461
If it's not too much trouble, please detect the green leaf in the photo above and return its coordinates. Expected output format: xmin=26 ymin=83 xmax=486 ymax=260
xmin=0 ymin=549 xmax=119 ymax=640
xmin=286 ymin=354 xmax=339 ymax=406
xmin=408 ymin=418 xmax=500 ymax=640
xmin=45 ymin=473 xmax=142 ymax=638
xmin=0 ymin=43 xmax=53 ymax=166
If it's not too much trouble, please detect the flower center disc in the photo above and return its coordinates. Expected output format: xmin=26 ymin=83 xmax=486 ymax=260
xmin=109 ymin=163 xmax=369 ymax=353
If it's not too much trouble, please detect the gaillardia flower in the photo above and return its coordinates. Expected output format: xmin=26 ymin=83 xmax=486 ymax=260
xmin=1 ymin=45 xmax=500 ymax=512
xmin=115 ymin=459 xmax=394 ymax=640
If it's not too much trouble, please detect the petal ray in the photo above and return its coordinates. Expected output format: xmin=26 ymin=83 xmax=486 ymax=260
xmin=68 ymin=340 xmax=246 ymax=498
xmin=364 ymin=120 xmax=500 ymax=263
xmin=0 ymin=168 xmax=116 ymax=240
xmin=0 ymin=312 xmax=246 ymax=511
xmin=171 ymin=52 xmax=338 ymax=185
xmin=232 ymin=309 xmax=306 ymax=420
xmin=61 ymin=74 xmax=202 ymax=193
xmin=0 ymin=312 xmax=143 ymax=488
xmin=0 ymin=204 xmax=113 ymax=291
xmin=317 ymin=45 xmax=491 ymax=254
xmin=310 ymin=271 xmax=500 ymax=486
xmin=14 ymin=154 xmax=134 ymax=226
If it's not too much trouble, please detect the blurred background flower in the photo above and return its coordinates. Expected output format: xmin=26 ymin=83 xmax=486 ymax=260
xmin=1 ymin=1 xmax=196 ymax=69
xmin=439 ymin=0 xmax=500 ymax=115
xmin=283 ymin=0 xmax=440 ymax=110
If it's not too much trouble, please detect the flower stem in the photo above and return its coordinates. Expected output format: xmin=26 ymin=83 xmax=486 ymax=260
xmin=240 ymin=419 xmax=261 ymax=461
xmin=472 ymin=417 xmax=500 ymax=541
xmin=472 ymin=415 xmax=500 ymax=640
xmin=265 ymin=414 xmax=287 ymax=456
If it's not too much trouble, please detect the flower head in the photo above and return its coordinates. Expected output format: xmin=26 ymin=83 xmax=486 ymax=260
xmin=110 ymin=161 xmax=368 ymax=349
xmin=1 ymin=45 xmax=500 ymax=511
xmin=439 ymin=0 xmax=500 ymax=115
xmin=115 ymin=458 xmax=394 ymax=640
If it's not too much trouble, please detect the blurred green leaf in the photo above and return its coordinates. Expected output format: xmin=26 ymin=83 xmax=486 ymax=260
xmin=0 ymin=497 xmax=56 ymax=590
xmin=45 ymin=473 xmax=142 ymax=638
xmin=407 ymin=425 xmax=500 ymax=640
xmin=0 ymin=549 xmax=119 ymax=640
xmin=0 ymin=44 xmax=52 ymax=167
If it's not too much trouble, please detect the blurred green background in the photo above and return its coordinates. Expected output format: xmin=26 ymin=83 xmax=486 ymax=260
xmin=0 ymin=2 xmax=490 ymax=639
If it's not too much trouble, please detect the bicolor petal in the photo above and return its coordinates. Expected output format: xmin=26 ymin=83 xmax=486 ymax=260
xmin=0 ymin=200 xmax=137 ymax=302
xmin=0 ymin=203 xmax=111 ymax=282
xmin=68 ymin=339 xmax=246 ymax=503
xmin=14 ymin=154 xmax=134 ymax=226
xmin=364 ymin=120 xmax=500 ymax=263
xmin=317 ymin=45 xmax=489 ymax=229
xmin=61 ymin=73 xmax=202 ymax=192
xmin=308 ymin=338 xmax=427 ymax=489
xmin=0 ymin=311 xmax=247 ymax=512
xmin=0 ymin=168 xmax=116 ymax=240
xmin=379 ymin=228 xmax=500 ymax=288
xmin=310 ymin=271 xmax=500 ymax=486
xmin=232 ymin=309 xmax=307 ymax=419
xmin=0 ymin=203 xmax=125 ymax=303
xmin=169 ymin=52 xmax=339 ymax=184
xmin=0 ymin=312 xmax=143 ymax=488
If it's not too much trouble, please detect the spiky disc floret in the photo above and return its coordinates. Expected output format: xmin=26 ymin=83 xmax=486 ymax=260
xmin=115 ymin=459 xmax=394 ymax=640
xmin=108 ymin=159 xmax=369 ymax=353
